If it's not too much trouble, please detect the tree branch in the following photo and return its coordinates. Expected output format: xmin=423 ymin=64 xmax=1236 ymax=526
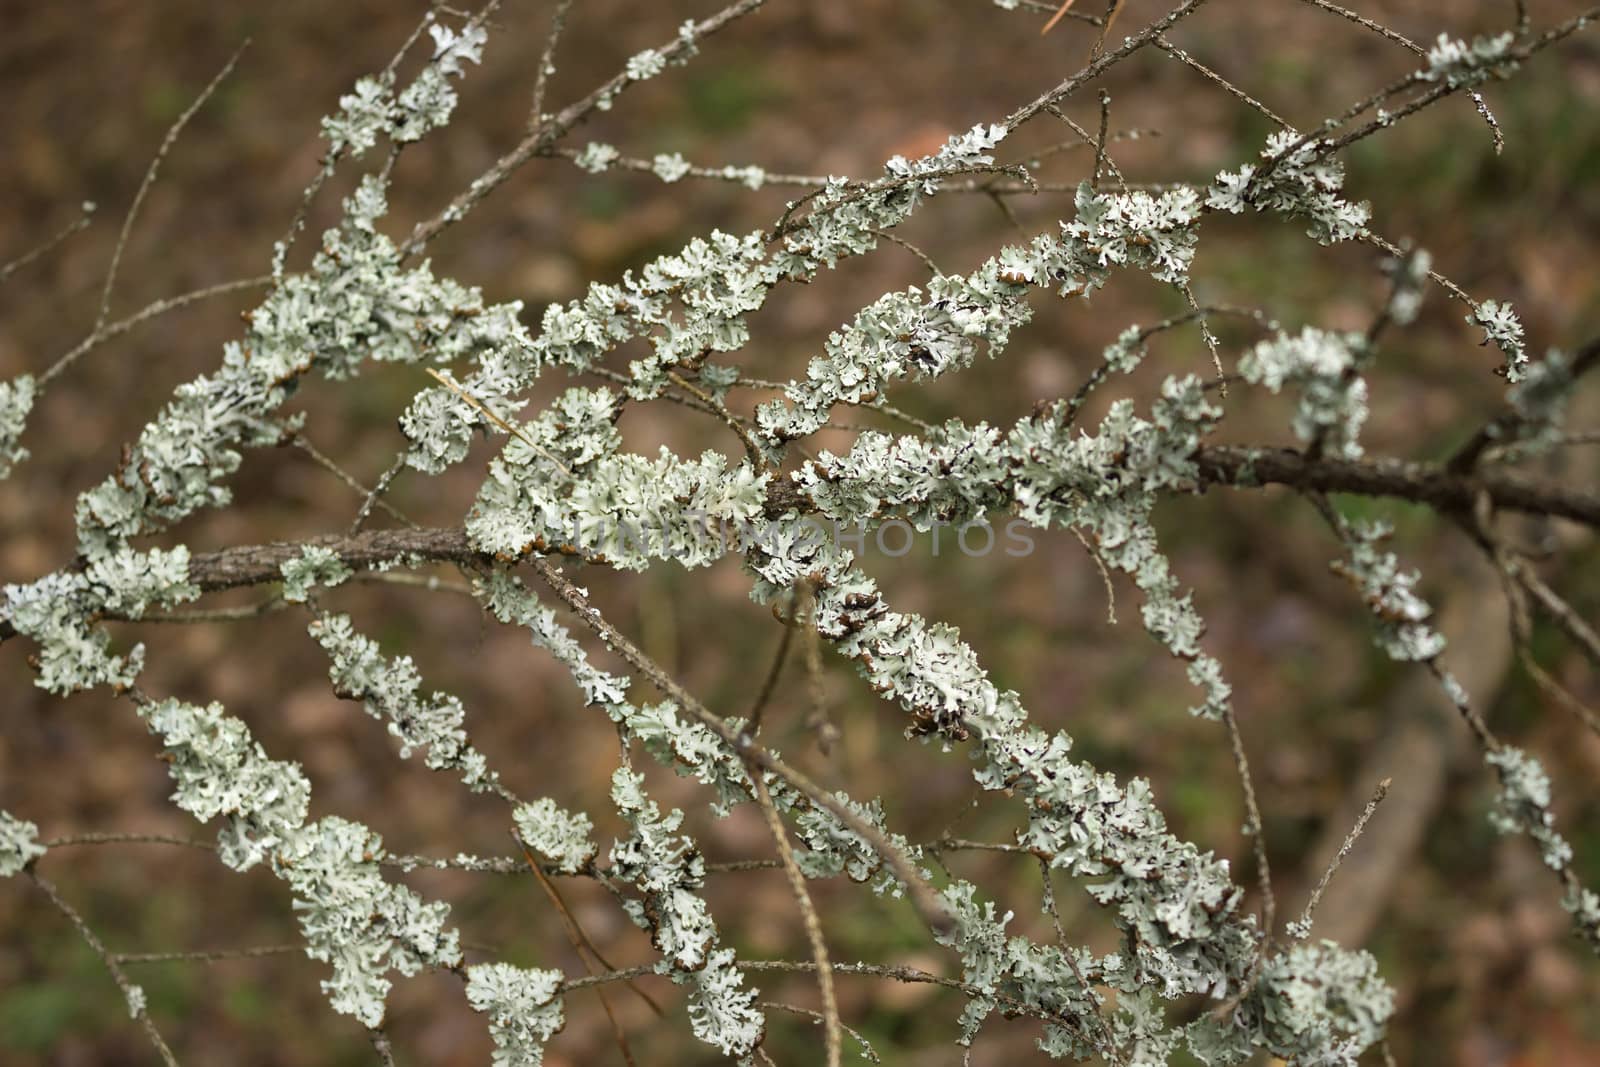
xmin=5 ymin=444 xmax=1597 ymax=644
xmin=1192 ymin=446 xmax=1600 ymax=527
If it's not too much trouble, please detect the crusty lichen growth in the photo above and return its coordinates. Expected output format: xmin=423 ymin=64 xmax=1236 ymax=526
xmin=0 ymin=811 xmax=47 ymax=877
xmin=7 ymin=4 xmax=1599 ymax=1064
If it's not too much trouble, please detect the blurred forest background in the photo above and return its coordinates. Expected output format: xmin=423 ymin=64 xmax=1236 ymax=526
xmin=1 ymin=1 xmax=1598 ymax=1063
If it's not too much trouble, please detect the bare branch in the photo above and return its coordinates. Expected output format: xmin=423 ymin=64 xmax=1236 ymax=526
xmin=0 ymin=204 xmax=94 ymax=286
xmin=95 ymin=42 xmax=249 ymax=333
xmin=1294 ymin=777 xmax=1391 ymax=938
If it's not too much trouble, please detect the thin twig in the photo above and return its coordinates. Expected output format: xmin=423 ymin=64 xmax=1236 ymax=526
xmin=549 ymin=144 xmax=829 ymax=187
xmin=1013 ymin=126 xmax=1161 ymax=169
xmin=1182 ymin=282 xmax=1226 ymax=390
xmin=43 ymin=831 xmax=214 ymax=851
xmin=1224 ymin=704 xmax=1275 ymax=964
xmin=1514 ymin=556 xmax=1600 ymax=671
xmin=528 ymin=0 xmax=576 ymax=131
xmin=869 ymin=228 xmax=943 ymax=276
xmin=0 ymin=204 xmax=94 ymax=286
xmin=792 ymin=579 xmax=838 ymax=755
xmin=1042 ymin=103 xmax=1126 ymax=190
xmin=1153 ymin=37 xmax=1290 ymax=128
xmin=1071 ymin=526 xmax=1117 ymax=624
xmin=743 ymin=767 xmax=841 ymax=1067
xmin=349 ymin=455 xmax=408 ymax=535
xmin=1517 ymin=648 xmax=1600 ymax=740
xmin=745 ymin=960 xmax=1100 ymax=1033
xmin=1296 ymin=0 xmax=1423 ymax=55
xmin=95 ymin=42 xmax=249 ymax=333
xmin=1034 ymin=856 xmax=1123 ymax=1063
xmin=511 ymin=832 xmax=647 ymax=1066
xmin=136 ymin=598 xmax=287 ymax=624
xmin=666 ymin=370 xmax=769 ymax=471
xmin=1036 ymin=856 xmax=1069 ymax=946
xmin=986 ymin=186 xmax=1029 ymax=231
xmin=347 ymin=571 xmax=477 ymax=597
xmin=558 ymin=956 xmax=1101 ymax=1033
xmin=1008 ymin=0 xmax=1217 ymax=131
xmin=1094 ymin=0 xmax=1126 ymax=56
xmin=1458 ymin=501 xmax=1600 ymax=740
xmin=369 ymin=1027 xmax=398 ymax=1067
xmin=1294 ymin=777 xmax=1391 ymax=938
xmin=116 ymin=945 xmax=303 ymax=965
xmin=746 ymin=611 xmax=795 ymax=735
xmin=1548 ymin=431 xmax=1600 ymax=447
xmin=1091 ymin=90 xmax=1112 ymax=191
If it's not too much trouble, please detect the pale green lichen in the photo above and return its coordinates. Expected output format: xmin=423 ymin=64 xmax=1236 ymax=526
xmin=1208 ymin=130 xmax=1371 ymax=245
xmin=465 ymin=963 xmax=566 ymax=1066
xmin=280 ymin=546 xmax=352 ymax=603
xmin=139 ymin=697 xmax=462 ymax=1026
xmin=1469 ymin=298 xmax=1528 ymax=381
xmin=1333 ymin=522 xmax=1446 ymax=662
xmin=0 ymin=373 xmax=36 ymax=478
xmin=4 ymin=546 xmax=197 ymax=695
xmin=1239 ymin=326 xmax=1370 ymax=459
xmin=573 ymin=141 xmax=619 ymax=173
xmin=513 ymin=798 xmax=596 ymax=874
xmin=1423 ymin=32 xmax=1518 ymax=89
xmin=1239 ymin=941 xmax=1394 ymax=1067
xmin=651 ymin=151 xmax=691 ymax=182
xmin=1500 ymin=349 xmax=1573 ymax=459
xmin=16 ymin=6 xmax=1596 ymax=1061
xmin=0 ymin=811 xmax=47 ymax=876
xmin=310 ymin=612 xmax=499 ymax=792
xmin=1485 ymin=746 xmax=1573 ymax=871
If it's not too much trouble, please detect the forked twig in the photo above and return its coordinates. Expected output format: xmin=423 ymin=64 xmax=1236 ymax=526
xmin=27 ymin=870 xmax=181 ymax=1067
xmin=529 ymin=0 xmax=577 ymax=130
xmin=292 ymin=434 xmax=413 ymax=527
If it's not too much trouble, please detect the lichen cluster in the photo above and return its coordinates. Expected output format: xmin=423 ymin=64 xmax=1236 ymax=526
xmin=2 ymin=5 xmax=1595 ymax=1065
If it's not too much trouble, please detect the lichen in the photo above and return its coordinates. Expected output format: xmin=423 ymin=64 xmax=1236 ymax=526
xmin=0 ymin=811 xmax=47 ymax=877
